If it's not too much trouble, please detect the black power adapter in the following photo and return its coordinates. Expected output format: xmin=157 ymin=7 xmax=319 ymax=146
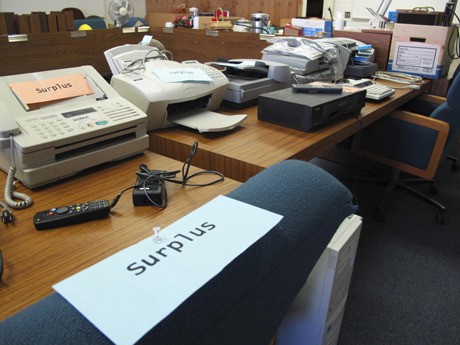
xmin=132 ymin=175 xmax=166 ymax=207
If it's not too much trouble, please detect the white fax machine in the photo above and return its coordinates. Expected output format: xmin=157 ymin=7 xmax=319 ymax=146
xmin=0 ymin=65 xmax=149 ymax=188
xmin=109 ymin=56 xmax=246 ymax=132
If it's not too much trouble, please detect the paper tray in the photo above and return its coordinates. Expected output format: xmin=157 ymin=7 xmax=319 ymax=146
xmin=168 ymin=109 xmax=246 ymax=133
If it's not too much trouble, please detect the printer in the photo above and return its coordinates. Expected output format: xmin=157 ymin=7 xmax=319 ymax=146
xmin=210 ymin=59 xmax=291 ymax=109
xmin=104 ymin=44 xmax=169 ymax=76
xmin=105 ymin=45 xmax=246 ymax=132
xmin=110 ymin=59 xmax=246 ymax=132
xmin=261 ymin=37 xmax=377 ymax=81
xmin=0 ymin=65 xmax=149 ymax=189
xmin=261 ymin=37 xmax=349 ymax=82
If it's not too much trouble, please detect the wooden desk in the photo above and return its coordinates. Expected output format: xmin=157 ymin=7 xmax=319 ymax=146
xmin=149 ymin=83 xmax=429 ymax=182
xmin=0 ymin=152 xmax=241 ymax=320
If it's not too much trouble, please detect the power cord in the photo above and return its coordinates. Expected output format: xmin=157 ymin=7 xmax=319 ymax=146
xmin=109 ymin=141 xmax=224 ymax=209
xmin=121 ymin=47 xmax=172 ymax=74
xmin=372 ymin=71 xmax=424 ymax=85
xmin=4 ymin=167 xmax=32 ymax=210
xmin=3 ymin=135 xmax=33 ymax=218
xmin=0 ymin=201 xmax=13 ymax=224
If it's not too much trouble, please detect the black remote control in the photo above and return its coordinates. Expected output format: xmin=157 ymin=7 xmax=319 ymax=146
xmin=33 ymin=199 xmax=111 ymax=230
xmin=292 ymin=84 xmax=343 ymax=93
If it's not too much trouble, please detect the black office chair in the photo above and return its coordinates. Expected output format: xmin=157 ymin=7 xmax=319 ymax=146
xmin=352 ymin=71 xmax=460 ymax=224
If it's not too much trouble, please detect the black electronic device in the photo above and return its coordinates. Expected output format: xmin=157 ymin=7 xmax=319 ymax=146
xmin=33 ymin=200 xmax=111 ymax=230
xmin=258 ymin=87 xmax=366 ymax=131
xmin=396 ymin=9 xmax=444 ymax=26
xmin=344 ymin=62 xmax=379 ymax=78
xmin=132 ymin=175 xmax=165 ymax=207
xmin=442 ymin=1 xmax=457 ymax=26
xmin=292 ymin=84 xmax=343 ymax=93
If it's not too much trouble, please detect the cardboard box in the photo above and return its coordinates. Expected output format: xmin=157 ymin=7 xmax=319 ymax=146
xmin=282 ymin=24 xmax=302 ymax=36
xmin=193 ymin=16 xmax=213 ymax=30
xmin=387 ymin=23 xmax=455 ymax=79
xmin=291 ymin=18 xmax=332 ymax=37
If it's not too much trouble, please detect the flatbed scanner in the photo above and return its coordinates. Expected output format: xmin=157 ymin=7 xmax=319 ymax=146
xmin=0 ymin=65 xmax=148 ymax=188
xmin=211 ymin=59 xmax=291 ymax=109
xmin=258 ymin=87 xmax=366 ymax=131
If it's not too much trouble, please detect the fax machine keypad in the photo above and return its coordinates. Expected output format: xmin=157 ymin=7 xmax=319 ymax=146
xmin=31 ymin=120 xmax=72 ymax=139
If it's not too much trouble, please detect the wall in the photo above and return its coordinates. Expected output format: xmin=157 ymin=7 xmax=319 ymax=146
xmin=0 ymin=0 xmax=147 ymax=23
xmin=331 ymin=0 xmax=460 ymax=28
xmin=146 ymin=0 xmax=303 ymax=22
xmin=146 ymin=0 xmax=459 ymax=28
xmin=1 ymin=0 xmax=457 ymax=29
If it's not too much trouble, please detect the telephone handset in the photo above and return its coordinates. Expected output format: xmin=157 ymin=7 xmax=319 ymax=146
xmin=0 ymin=100 xmax=33 ymax=212
xmin=0 ymin=101 xmax=20 ymax=142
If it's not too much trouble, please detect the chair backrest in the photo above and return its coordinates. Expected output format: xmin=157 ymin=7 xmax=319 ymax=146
xmin=431 ymin=71 xmax=460 ymax=158
xmin=0 ymin=160 xmax=357 ymax=345
xmin=62 ymin=7 xmax=85 ymax=20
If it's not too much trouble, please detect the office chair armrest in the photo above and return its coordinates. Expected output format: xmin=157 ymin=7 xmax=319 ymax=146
xmin=416 ymin=93 xmax=446 ymax=105
xmin=402 ymin=94 xmax=445 ymax=116
xmin=353 ymin=110 xmax=449 ymax=180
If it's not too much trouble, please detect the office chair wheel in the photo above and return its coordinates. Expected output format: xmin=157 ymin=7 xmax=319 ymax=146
xmin=374 ymin=208 xmax=386 ymax=223
xmin=436 ymin=212 xmax=447 ymax=224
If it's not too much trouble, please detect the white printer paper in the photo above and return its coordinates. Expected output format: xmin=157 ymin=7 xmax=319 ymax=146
xmin=53 ymin=195 xmax=282 ymax=345
xmin=169 ymin=109 xmax=246 ymax=132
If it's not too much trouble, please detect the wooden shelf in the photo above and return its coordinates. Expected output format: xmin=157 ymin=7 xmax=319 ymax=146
xmin=0 ymin=29 xmax=148 ymax=77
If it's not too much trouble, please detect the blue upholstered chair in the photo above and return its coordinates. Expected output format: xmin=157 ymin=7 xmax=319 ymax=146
xmin=74 ymin=18 xmax=107 ymax=30
xmin=352 ymin=71 xmax=460 ymax=223
xmin=0 ymin=160 xmax=356 ymax=345
xmin=402 ymin=66 xmax=460 ymax=171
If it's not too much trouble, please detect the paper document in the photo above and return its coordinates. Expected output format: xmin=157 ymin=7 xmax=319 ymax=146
xmin=53 ymin=195 xmax=283 ymax=345
xmin=9 ymin=74 xmax=94 ymax=105
xmin=393 ymin=42 xmax=440 ymax=76
xmin=169 ymin=109 xmax=247 ymax=132
xmin=152 ymin=68 xmax=213 ymax=83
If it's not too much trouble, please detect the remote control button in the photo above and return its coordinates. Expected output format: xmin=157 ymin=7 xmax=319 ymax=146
xmin=56 ymin=206 xmax=69 ymax=214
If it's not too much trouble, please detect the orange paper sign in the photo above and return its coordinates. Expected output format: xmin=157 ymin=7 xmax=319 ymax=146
xmin=9 ymin=74 xmax=94 ymax=105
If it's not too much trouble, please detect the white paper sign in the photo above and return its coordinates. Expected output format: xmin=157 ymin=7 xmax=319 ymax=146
xmin=152 ymin=68 xmax=212 ymax=83
xmin=53 ymin=195 xmax=283 ymax=345
xmin=393 ymin=42 xmax=440 ymax=76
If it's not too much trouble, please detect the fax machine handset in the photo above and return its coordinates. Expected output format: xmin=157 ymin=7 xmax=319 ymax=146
xmin=0 ymin=101 xmax=20 ymax=149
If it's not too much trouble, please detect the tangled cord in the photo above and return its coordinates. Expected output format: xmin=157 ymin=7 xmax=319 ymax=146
xmin=121 ymin=47 xmax=173 ymax=74
xmin=372 ymin=71 xmax=424 ymax=85
xmin=2 ymin=135 xmax=33 ymax=222
xmin=109 ymin=141 xmax=224 ymax=209
xmin=4 ymin=166 xmax=32 ymax=210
